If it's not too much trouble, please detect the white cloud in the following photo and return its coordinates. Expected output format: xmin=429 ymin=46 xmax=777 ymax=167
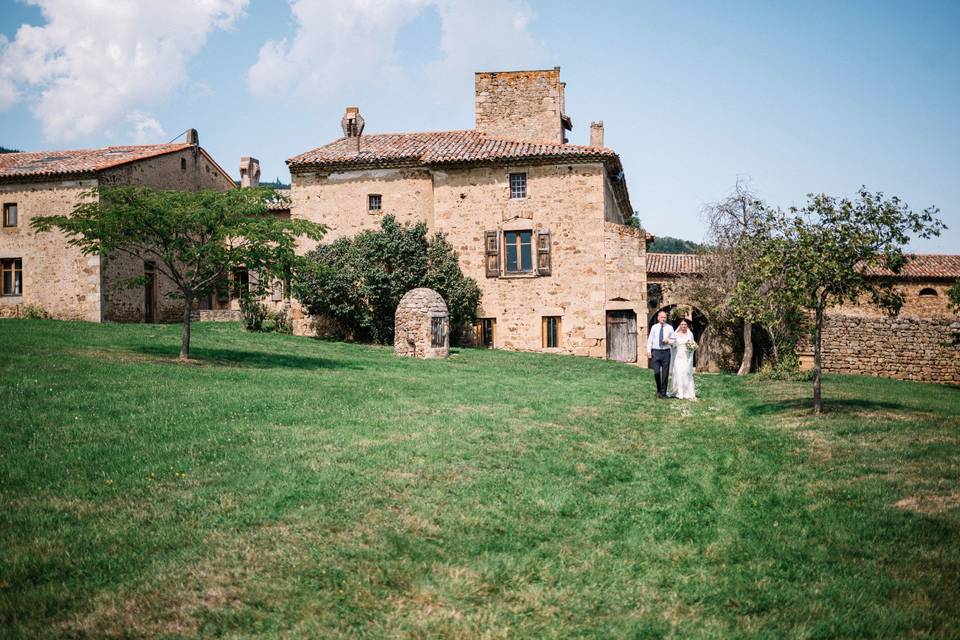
xmin=126 ymin=111 xmax=166 ymax=144
xmin=247 ymin=0 xmax=545 ymax=107
xmin=0 ymin=0 xmax=247 ymax=142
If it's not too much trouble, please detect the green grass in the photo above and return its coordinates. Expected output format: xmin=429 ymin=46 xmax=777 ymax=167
xmin=1 ymin=320 xmax=958 ymax=639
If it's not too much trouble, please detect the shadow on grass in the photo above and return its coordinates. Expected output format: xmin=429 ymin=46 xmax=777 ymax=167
xmin=746 ymin=397 xmax=912 ymax=417
xmin=134 ymin=345 xmax=361 ymax=370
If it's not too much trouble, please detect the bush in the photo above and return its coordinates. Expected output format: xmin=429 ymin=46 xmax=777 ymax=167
xmin=22 ymin=305 xmax=50 ymax=319
xmin=239 ymin=296 xmax=268 ymax=332
xmin=755 ymin=353 xmax=813 ymax=381
xmin=293 ymin=215 xmax=481 ymax=344
xmin=239 ymin=296 xmax=292 ymax=334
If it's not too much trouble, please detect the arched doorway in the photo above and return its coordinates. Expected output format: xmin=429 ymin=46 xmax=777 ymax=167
xmin=648 ymin=304 xmax=711 ymax=369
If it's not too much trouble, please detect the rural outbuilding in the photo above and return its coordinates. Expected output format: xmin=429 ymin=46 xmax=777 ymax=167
xmin=394 ymin=288 xmax=449 ymax=358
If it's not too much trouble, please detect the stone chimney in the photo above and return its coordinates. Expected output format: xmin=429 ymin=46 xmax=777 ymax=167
xmin=240 ymin=157 xmax=260 ymax=188
xmin=185 ymin=128 xmax=199 ymax=145
xmin=590 ymin=121 xmax=604 ymax=147
xmin=474 ymin=67 xmax=572 ymax=144
xmin=341 ymin=107 xmax=365 ymax=138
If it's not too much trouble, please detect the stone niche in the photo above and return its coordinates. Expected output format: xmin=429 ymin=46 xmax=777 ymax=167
xmin=394 ymin=288 xmax=449 ymax=358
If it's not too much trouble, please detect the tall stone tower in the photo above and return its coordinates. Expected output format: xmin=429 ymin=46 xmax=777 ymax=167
xmin=474 ymin=67 xmax=572 ymax=144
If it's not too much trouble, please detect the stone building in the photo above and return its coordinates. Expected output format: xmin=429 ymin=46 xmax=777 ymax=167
xmin=0 ymin=132 xmax=235 ymax=322
xmin=287 ymin=67 xmax=650 ymax=363
xmin=646 ymin=252 xmax=960 ymax=384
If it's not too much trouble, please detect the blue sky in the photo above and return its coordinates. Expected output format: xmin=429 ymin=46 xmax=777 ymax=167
xmin=1 ymin=0 xmax=957 ymax=251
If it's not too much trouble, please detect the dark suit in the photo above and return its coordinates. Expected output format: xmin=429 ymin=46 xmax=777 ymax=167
xmin=651 ymin=348 xmax=671 ymax=396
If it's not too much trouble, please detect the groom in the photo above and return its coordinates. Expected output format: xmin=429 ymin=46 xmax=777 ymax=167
xmin=646 ymin=310 xmax=675 ymax=398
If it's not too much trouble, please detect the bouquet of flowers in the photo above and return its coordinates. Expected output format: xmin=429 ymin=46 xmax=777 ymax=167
xmin=686 ymin=340 xmax=698 ymax=352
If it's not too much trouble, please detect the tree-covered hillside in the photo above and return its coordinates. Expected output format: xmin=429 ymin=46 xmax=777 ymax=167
xmin=648 ymin=235 xmax=704 ymax=254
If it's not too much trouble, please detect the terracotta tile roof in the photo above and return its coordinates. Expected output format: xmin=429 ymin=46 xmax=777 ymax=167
xmin=267 ymin=188 xmax=290 ymax=211
xmin=287 ymin=130 xmax=619 ymax=169
xmin=864 ymin=254 xmax=960 ymax=280
xmin=646 ymin=253 xmax=706 ymax=275
xmin=0 ymin=144 xmax=195 ymax=179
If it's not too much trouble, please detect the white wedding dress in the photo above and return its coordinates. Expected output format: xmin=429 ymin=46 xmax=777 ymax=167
xmin=668 ymin=330 xmax=697 ymax=400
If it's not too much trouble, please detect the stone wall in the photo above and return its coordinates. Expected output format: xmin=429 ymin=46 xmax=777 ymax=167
xmin=0 ymin=179 xmax=102 ymax=321
xmin=603 ymin=222 xmax=647 ymax=364
xmin=290 ymin=168 xmax=434 ymax=254
xmin=474 ymin=69 xmax=566 ymax=144
xmin=832 ymin=282 xmax=956 ymax=319
xmin=99 ymin=147 xmax=235 ymax=322
xmin=802 ymin=313 xmax=960 ymax=384
xmin=433 ymin=162 xmax=615 ymax=358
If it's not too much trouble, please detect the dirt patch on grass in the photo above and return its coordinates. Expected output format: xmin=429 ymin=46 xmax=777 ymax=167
xmin=895 ymin=492 xmax=960 ymax=515
xmin=796 ymin=429 xmax=833 ymax=460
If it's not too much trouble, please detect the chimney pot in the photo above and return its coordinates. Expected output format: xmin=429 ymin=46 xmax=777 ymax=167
xmin=341 ymin=106 xmax=365 ymax=138
xmin=185 ymin=128 xmax=199 ymax=145
xmin=240 ymin=157 xmax=261 ymax=188
xmin=590 ymin=121 xmax=604 ymax=147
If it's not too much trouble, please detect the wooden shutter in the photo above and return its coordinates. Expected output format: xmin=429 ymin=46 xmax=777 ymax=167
xmin=485 ymin=230 xmax=500 ymax=278
xmin=536 ymin=230 xmax=552 ymax=276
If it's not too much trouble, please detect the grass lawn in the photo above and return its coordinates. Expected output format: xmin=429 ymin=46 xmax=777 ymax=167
xmin=1 ymin=320 xmax=958 ymax=638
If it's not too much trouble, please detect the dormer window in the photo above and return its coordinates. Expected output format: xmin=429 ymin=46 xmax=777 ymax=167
xmin=509 ymin=173 xmax=526 ymax=199
xmin=368 ymin=194 xmax=382 ymax=211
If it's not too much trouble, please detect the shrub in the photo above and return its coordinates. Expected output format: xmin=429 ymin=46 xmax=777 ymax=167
xmin=239 ymin=296 xmax=268 ymax=332
xmin=22 ymin=305 xmax=50 ymax=319
xmin=293 ymin=215 xmax=481 ymax=345
xmin=755 ymin=353 xmax=813 ymax=382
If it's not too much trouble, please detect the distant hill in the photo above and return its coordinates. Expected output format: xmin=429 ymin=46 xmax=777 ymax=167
xmin=234 ymin=179 xmax=291 ymax=189
xmin=648 ymin=236 xmax=704 ymax=254
xmin=0 ymin=146 xmax=21 ymax=154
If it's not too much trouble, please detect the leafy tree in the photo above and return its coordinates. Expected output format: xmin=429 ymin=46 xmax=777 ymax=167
xmin=294 ymin=215 xmax=481 ymax=345
xmin=0 ymin=146 xmax=21 ymax=154
xmin=623 ymin=211 xmax=643 ymax=229
xmin=741 ymin=188 xmax=943 ymax=413
xmin=647 ymin=236 xmax=704 ymax=254
xmin=32 ymin=186 xmax=324 ymax=360
xmin=686 ymin=180 xmax=775 ymax=375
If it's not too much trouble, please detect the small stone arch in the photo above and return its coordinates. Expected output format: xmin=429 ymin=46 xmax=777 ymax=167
xmin=394 ymin=288 xmax=449 ymax=359
xmin=919 ymin=287 xmax=938 ymax=297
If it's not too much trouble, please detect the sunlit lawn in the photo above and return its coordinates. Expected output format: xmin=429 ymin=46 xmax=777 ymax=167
xmin=1 ymin=320 xmax=958 ymax=638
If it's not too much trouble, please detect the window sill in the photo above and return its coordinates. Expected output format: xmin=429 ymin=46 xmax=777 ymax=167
xmin=499 ymin=272 xmax=538 ymax=279
xmin=0 ymin=295 xmax=23 ymax=299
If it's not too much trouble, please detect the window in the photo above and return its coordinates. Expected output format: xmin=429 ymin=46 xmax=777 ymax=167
xmin=368 ymin=194 xmax=382 ymax=211
xmin=232 ymin=267 xmax=249 ymax=298
xmin=543 ymin=316 xmax=561 ymax=348
xmin=180 ymin=158 xmax=187 ymax=171
xmin=431 ymin=316 xmax=447 ymax=348
xmin=919 ymin=287 xmax=938 ymax=297
xmin=2 ymin=203 xmax=16 ymax=227
xmin=1 ymin=258 xmax=22 ymax=296
xmin=509 ymin=173 xmax=526 ymax=199
xmin=504 ymin=230 xmax=533 ymax=273
xmin=476 ymin=318 xmax=495 ymax=348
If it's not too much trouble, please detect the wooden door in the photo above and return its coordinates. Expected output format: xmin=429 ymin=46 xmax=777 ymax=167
xmin=606 ymin=311 xmax=637 ymax=362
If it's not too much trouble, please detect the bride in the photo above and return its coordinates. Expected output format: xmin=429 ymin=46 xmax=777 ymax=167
xmin=667 ymin=319 xmax=697 ymax=400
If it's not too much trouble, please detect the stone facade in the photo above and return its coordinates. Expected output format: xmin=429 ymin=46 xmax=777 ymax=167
xmin=0 ymin=142 xmax=235 ymax=322
xmin=394 ymin=288 xmax=449 ymax=358
xmin=474 ymin=68 xmax=570 ymax=144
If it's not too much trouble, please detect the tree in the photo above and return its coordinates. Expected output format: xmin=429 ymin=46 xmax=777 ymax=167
xmin=32 ymin=186 xmax=325 ymax=360
xmin=742 ymin=188 xmax=944 ymax=413
xmin=690 ymin=180 xmax=772 ymax=375
xmin=647 ymin=236 xmax=704 ymax=254
xmin=293 ymin=215 xmax=481 ymax=345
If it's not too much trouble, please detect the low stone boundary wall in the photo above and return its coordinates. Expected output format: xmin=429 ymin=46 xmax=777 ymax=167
xmin=801 ymin=314 xmax=960 ymax=385
xmin=191 ymin=309 xmax=242 ymax=322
